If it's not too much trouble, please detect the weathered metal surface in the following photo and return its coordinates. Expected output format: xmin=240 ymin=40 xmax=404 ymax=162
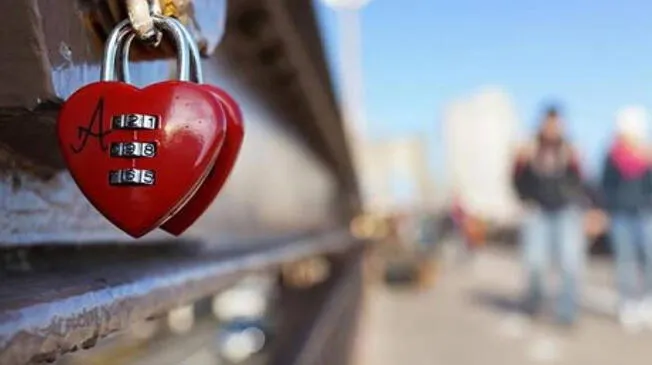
xmin=57 ymin=316 xmax=268 ymax=365
xmin=77 ymin=0 xmax=227 ymax=59
xmin=0 ymin=230 xmax=358 ymax=365
xmin=0 ymin=101 xmax=63 ymax=178
xmin=266 ymin=0 xmax=356 ymax=190
xmin=0 ymin=1 xmax=54 ymax=108
xmin=222 ymin=0 xmax=357 ymax=192
xmin=0 ymin=0 xmax=226 ymax=108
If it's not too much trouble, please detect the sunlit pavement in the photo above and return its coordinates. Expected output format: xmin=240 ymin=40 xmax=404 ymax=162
xmin=358 ymin=245 xmax=652 ymax=365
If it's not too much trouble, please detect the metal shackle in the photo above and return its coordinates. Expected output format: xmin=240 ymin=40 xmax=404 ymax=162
xmin=101 ymin=16 xmax=191 ymax=82
xmin=120 ymin=16 xmax=203 ymax=84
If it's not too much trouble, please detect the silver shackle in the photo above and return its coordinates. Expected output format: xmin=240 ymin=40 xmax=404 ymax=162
xmin=120 ymin=16 xmax=204 ymax=84
xmin=101 ymin=16 xmax=191 ymax=82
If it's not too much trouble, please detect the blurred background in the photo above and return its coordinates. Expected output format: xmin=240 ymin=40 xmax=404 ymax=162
xmin=3 ymin=0 xmax=652 ymax=364
xmin=318 ymin=1 xmax=652 ymax=364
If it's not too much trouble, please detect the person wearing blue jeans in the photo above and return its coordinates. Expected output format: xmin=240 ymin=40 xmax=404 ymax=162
xmin=601 ymin=106 xmax=652 ymax=332
xmin=609 ymin=214 xmax=652 ymax=329
xmin=521 ymin=207 xmax=585 ymax=324
xmin=513 ymin=106 xmax=589 ymax=326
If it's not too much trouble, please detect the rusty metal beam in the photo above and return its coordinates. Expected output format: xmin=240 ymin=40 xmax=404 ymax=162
xmin=0 ymin=0 xmax=55 ymax=108
xmin=0 ymin=0 xmax=227 ymax=108
xmin=279 ymin=0 xmax=358 ymax=190
xmin=218 ymin=0 xmax=358 ymax=210
xmin=0 ymin=230 xmax=358 ymax=365
xmin=0 ymin=101 xmax=63 ymax=178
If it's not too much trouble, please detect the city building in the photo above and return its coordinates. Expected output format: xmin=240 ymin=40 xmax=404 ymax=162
xmin=442 ymin=87 xmax=521 ymax=226
xmin=355 ymin=135 xmax=432 ymax=215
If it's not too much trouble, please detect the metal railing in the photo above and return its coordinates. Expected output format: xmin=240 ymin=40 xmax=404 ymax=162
xmin=0 ymin=230 xmax=365 ymax=365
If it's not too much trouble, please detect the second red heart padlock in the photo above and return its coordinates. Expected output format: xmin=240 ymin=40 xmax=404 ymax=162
xmin=121 ymin=16 xmax=245 ymax=236
xmin=162 ymin=85 xmax=244 ymax=235
xmin=57 ymin=16 xmax=227 ymax=238
xmin=161 ymin=18 xmax=245 ymax=235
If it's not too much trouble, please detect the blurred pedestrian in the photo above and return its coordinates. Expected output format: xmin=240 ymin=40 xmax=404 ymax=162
xmin=600 ymin=106 xmax=652 ymax=332
xmin=512 ymin=105 xmax=589 ymax=326
xmin=449 ymin=193 xmax=476 ymax=262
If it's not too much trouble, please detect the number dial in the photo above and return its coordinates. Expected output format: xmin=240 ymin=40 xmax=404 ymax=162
xmin=109 ymin=169 xmax=156 ymax=186
xmin=110 ymin=142 xmax=158 ymax=158
xmin=112 ymin=114 xmax=159 ymax=130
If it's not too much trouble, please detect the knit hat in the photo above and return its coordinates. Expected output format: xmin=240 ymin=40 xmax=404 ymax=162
xmin=616 ymin=106 xmax=649 ymax=140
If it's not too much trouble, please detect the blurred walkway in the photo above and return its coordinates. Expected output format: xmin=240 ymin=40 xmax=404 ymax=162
xmin=358 ymin=246 xmax=652 ymax=365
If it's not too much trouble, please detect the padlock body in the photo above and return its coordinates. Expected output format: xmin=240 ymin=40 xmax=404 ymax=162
xmin=57 ymin=80 xmax=227 ymax=237
xmin=162 ymin=86 xmax=245 ymax=235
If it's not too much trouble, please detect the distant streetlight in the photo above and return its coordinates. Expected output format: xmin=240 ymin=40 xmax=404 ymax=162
xmin=320 ymin=0 xmax=373 ymax=213
xmin=319 ymin=0 xmax=372 ymax=138
xmin=321 ymin=0 xmax=372 ymax=10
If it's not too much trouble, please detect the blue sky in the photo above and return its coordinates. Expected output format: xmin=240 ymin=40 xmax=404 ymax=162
xmin=315 ymin=0 xmax=652 ymax=179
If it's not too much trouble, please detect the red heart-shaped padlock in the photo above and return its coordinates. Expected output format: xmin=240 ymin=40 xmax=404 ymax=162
xmin=161 ymin=86 xmax=244 ymax=235
xmin=57 ymin=81 xmax=227 ymax=237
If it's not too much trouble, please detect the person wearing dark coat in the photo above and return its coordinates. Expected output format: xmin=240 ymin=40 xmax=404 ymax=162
xmin=512 ymin=106 xmax=587 ymax=326
xmin=600 ymin=106 xmax=652 ymax=332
